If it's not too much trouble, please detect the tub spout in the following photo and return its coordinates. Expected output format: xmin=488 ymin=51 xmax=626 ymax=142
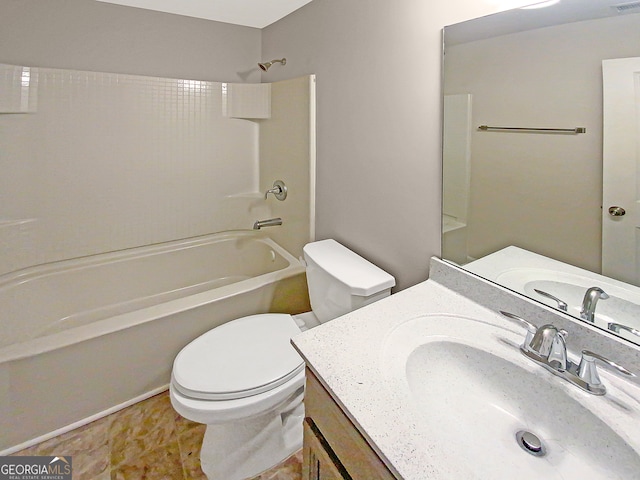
xmin=253 ymin=218 xmax=283 ymax=229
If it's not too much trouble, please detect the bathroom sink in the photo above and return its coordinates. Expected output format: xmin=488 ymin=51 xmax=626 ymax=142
xmin=382 ymin=314 xmax=640 ymax=479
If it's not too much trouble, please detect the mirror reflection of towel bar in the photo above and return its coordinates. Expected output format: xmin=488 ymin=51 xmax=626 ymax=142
xmin=478 ymin=125 xmax=586 ymax=134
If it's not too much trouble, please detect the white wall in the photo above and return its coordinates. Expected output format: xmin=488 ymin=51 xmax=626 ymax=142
xmin=261 ymin=0 xmax=524 ymax=289
xmin=0 ymin=0 xmax=262 ymax=83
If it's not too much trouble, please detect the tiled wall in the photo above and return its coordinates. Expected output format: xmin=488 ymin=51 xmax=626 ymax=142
xmin=0 ymin=64 xmax=281 ymax=276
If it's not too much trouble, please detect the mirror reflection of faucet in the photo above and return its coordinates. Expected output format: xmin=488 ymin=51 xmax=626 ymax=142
xmin=608 ymin=322 xmax=640 ymax=338
xmin=580 ymin=287 xmax=609 ymax=323
xmin=533 ymin=289 xmax=568 ymax=311
xmin=264 ymin=180 xmax=287 ymax=201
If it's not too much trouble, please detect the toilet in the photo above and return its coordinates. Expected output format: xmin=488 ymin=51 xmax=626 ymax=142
xmin=169 ymin=239 xmax=395 ymax=480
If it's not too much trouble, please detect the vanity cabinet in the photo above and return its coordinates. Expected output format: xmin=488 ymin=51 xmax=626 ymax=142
xmin=303 ymin=368 xmax=397 ymax=480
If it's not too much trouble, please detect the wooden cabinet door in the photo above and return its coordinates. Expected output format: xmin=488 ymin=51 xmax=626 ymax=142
xmin=303 ymin=419 xmax=348 ymax=480
xmin=303 ymin=369 xmax=397 ymax=479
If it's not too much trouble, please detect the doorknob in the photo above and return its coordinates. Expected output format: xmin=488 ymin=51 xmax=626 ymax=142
xmin=608 ymin=206 xmax=626 ymax=217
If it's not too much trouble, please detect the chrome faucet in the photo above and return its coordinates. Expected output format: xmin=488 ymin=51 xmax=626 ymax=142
xmin=524 ymin=322 xmax=568 ymax=371
xmin=500 ymin=311 xmax=633 ymax=395
xmin=580 ymin=287 xmax=609 ymax=322
xmin=536 ymin=325 xmax=568 ymax=371
xmin=253 ymin=217 xmax=282 ymax=230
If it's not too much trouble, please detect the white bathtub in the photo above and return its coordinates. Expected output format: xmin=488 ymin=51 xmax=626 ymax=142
xmin=0 ymin=231 xmax=308 ymax=453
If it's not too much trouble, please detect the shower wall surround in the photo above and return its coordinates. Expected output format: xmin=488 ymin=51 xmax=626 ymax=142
xmin=260 ymin=76 xmax=316 ymax=257
xmin=0 ymin=64 xmax=313 ymax=276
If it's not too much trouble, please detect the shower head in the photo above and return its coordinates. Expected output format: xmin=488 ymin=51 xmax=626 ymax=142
xmin=258 ymin=58 xmax=286 ymax=71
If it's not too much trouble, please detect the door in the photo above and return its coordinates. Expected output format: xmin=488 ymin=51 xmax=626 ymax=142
xmin=602 ymin=57 xmax=640 ymax=285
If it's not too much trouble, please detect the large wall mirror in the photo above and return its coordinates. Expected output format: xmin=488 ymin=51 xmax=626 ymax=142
xmin=442 ymin=0 xmax=640 ymax=345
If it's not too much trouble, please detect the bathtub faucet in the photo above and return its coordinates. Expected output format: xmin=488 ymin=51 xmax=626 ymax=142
xmin=253 ymin=218 xmax=283 ymax=230
xmin=264 ymin=180 xmax=288 ymax=201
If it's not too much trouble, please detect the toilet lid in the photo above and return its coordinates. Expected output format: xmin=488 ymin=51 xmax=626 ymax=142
xmin=172 ymin=314 xmax=304 ymax=400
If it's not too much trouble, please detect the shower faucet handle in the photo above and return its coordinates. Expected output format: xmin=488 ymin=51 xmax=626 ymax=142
xmin=264 ymin=180 xmax=288 ymax=201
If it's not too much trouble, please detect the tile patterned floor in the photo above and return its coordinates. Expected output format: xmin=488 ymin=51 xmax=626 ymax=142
xmin=11 ymin=391 xmax=302 ymax=480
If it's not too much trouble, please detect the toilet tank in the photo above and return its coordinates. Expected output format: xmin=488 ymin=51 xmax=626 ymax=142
xmin=303 ymin=239 xmax=396 ymax=323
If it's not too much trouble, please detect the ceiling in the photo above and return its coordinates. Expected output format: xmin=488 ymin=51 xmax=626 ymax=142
xmin=95 ymin=0 xmax=314 ymax=28
xmin=446 ymin=0 xmax=640 ymax=45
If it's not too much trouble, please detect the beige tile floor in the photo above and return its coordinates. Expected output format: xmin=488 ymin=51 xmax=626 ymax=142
xmin=11 ymin=391 xmax=302 ymax=480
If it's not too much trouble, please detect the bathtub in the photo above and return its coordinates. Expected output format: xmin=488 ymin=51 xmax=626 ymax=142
xmin=0 ymin=231 xmax=308 ymax=453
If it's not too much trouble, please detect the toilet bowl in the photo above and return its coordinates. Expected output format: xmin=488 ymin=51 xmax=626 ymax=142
xmin=170 ymin=239 xmax=395 ymax=480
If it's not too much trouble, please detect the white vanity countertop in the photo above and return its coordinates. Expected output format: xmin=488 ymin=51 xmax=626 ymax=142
xmin=291 ymin=278 xmax=517 ymax=479
xmin=292 ymin=276 xmax=640 ymax=479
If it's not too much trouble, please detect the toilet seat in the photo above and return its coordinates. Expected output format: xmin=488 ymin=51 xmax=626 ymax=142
xmin=170 ymin=369 xmax=305 ymax=424
xmin=172 ymin=313 xmax=304 ymax=401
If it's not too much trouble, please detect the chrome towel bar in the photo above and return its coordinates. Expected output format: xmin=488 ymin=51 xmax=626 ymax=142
xmin=478 ymin=125 xmax=586 ymax=134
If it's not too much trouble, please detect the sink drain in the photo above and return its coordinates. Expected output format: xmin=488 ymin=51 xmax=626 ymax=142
xmin=516 ymin=430 xmax=546 ymax=457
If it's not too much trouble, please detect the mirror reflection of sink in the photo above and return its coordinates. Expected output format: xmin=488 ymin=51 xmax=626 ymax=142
xmin=496 ymin=268 xmax=640 ymax=305
xmin=496 ymin=268 xmax=640 ymax=341
xmin=382 ymin=314 xmax=640 ymax=479
xmin=464 ymin=247 xmax=640 ymax=345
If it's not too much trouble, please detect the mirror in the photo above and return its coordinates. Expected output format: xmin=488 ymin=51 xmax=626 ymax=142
xmin=442 ymin=0 xmax=640 ymax=345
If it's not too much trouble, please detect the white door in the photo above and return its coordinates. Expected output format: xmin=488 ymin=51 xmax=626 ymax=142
xmin=602 ymin=57 xmax=640 ymax=286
